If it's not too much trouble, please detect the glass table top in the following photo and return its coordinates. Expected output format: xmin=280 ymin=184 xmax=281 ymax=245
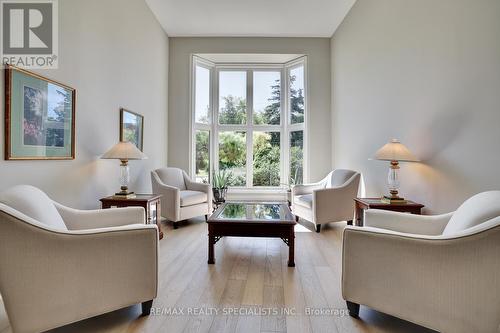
xmin=214 ymin=202 xmax=292 ymax=222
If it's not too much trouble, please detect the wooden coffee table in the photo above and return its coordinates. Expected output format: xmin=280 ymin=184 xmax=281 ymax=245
xmin=207 ymin=202 xmax=296 ymax=267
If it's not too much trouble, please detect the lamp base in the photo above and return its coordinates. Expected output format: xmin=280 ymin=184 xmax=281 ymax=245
xmin=381 ymin=195 xmax=407 ymax=204
xmin=114 ymin=191 xmax=136 ymax=199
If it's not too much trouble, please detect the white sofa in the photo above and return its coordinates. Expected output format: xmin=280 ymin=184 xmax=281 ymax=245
xmin=0 ymin=185 xmax=158 ymax=333
xmin=342 ymin=191 xmax=500 ymax=333
xmin=0 ymin=295 xmax=8 ymax=333
xmin=151 ymin=167 xmax=212 ymax=228
xmin=292 ymin=169 xmax=360 ymax=232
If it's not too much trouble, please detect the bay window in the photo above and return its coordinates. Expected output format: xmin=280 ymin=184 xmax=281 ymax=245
xmin=191 ymin=55 xmax=307 ymax=189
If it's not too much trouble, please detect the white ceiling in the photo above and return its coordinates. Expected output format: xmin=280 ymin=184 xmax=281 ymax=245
xmin=145 ymin=0 xmax=357 ymax=37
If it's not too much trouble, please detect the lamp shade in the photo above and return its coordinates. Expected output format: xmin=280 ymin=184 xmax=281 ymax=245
xmin=101 ymin=142 xmax=147 ymax=161
xmin=373 ymin=139 xmax=419 ymax=162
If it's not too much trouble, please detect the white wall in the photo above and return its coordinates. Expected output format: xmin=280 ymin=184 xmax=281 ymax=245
xmin=331 ymin=0 xmax=500 ymax=213
xmin=168 ymin=37 xmax=332 ymax=183
xmin=0 ymin=0 xmax=169 ymax=209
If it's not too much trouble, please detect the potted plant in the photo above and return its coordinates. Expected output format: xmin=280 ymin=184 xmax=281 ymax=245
xmin=212 ymin=169 xmax=233 ymax=204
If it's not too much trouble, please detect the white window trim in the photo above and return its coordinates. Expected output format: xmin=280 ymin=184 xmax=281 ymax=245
xmin=190 ymin=55 xmax=308 ymax=191
xmin=190 ymin=56 xmax=214 ymax=183
xmin=285 ymin=56 xmax=309 ymax=184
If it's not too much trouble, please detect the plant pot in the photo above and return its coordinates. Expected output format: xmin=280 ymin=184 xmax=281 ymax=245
xmin=213 ymin=187 xmax=228 ymax=204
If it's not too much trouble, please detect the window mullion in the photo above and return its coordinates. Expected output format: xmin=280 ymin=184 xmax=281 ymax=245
xmin=252 ymin=125 xmax=280 ymax=132
xmin=213 ymin=67 xmax=219 ymax=175
xmin=218 ymin=125 xmax=247 ymax=131
xmin=281 ymin=68 xmax=288 ymax=187
xmin=194 ymin=123 xmax=211 ymax=131
xmin=246 ymin=69 xmax=253 ymax=188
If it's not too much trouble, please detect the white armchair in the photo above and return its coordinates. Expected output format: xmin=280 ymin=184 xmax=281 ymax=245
xmin=342 ymin=191 xmax=500 ymax=333
xmin=0 ymin=185 xmax=158 ymax=333
xmin=151 ymin=167 xmax=212 ymax=229
xmin=292 ymin=169 xmax=361 ymax=232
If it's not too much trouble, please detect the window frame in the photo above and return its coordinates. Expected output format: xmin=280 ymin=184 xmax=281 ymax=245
xmin=285 ymin=57 xmax=308 ymax=187
xmin=190 ymin=56 xmax=214 ymax=182
xmin=190 ymin=55 xmax=308 ymax=190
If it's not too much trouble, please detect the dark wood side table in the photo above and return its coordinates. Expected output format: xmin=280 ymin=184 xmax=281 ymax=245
xmin=100 ymin=194 xmax=163 ymax=239
xmin=354 ymin=198 xmax=424 ymax=226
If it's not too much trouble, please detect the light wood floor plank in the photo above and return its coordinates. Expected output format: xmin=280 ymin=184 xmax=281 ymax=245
xmin=282 ymin=264 xmax=313 ymax=333
xmin=260 ymin=285 xmax=286 ymax=332
xmin=241 ymin=238 xmax=266 ymax=306
xmin=264 ymin=239 xmax=284 ymax=287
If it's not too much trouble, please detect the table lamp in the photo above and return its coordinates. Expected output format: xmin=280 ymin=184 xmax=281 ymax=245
xmin=101 ymin=141 xmax=148 ymax=196
xmin=373 ymin=139 xmax=419 ymax=203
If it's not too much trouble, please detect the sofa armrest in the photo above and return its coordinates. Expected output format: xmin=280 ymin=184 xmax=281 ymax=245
xmin=342 ymin=223 xmax=500 ymax=333
xmin=151 ymin=173 xmax=180 ymax=221
xmin=312 ymin=180 xmax=358 ymax=223
xmin=292 ymin=181 xmax=325 ymax=196
xmin=364 ymin=209 xmax=453 ymax=235
xmin=157 ymin=184 xmax=180 ymax=219
xmin=54 ymin=203 xmax=145 ymax=230
xmin=185 ymin=180 xmax=212 ymax=212
xmin=185 ymin=179 xmax=211 ymax=194
xmin=0 ymin=210 xmax=158 ymax=333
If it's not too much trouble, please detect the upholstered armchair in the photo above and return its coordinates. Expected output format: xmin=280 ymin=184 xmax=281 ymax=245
xmin=342 ymin=191 xmax=500 ymax=333
xmin=151 ymin=167 xmax=212 ymax=228
xmin=0 ymin=295 xmax=7 ymax=333
xmin=0 ymin=185 xmax=158 ymax=333
xmin=291 ymin=169 xmax=360 ymax=232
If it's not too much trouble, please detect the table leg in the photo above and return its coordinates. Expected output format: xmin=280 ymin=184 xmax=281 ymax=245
xmin=156 ymin=201 xmax=163 ymax=240
xmin=355 ymin=203 xmax=364 ymax=226
xmin=208 ymin=233 xmax=215 ymax=264
xmin=288 ymin=228 xmax=295 ymax=267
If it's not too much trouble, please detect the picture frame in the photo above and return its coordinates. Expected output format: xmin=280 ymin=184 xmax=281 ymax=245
xmin=4 ymin=64 xmax=76 ymax=160
xmin=120 ymin=108 xmax=144 ymax=151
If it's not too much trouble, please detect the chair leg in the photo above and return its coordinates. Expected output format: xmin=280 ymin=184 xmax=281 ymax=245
xmin=141 ymin=300 xmax=153 ymax=316
xmin=173 ymin=221 xmax=178 ymax=229
xmin=205 ymin=214 xmax=208 ymax=223
xmin=346 ymin=301 xmax=360 ymax=318
xmin=316 ymin=224 xmax=321 ymax=233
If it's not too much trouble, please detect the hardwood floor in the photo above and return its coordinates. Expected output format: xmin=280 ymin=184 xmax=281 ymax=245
xmin=42 ymin=218 xmax=435 ymax=333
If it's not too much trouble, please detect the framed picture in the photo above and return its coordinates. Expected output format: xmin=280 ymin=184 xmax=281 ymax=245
xmin=120 ymin=108 xmax=144 ymax=151
xmin=4 ymin=64 xmax=76 ymax=160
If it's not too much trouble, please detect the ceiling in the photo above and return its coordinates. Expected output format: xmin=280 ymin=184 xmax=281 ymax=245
xmin=145 ymin=0 xmax=357 ymax=37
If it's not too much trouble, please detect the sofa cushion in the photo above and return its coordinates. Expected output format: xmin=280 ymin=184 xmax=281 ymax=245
xmin=295 ymin=194 xmax=313 ymax=209
xmin=155 ymin=168 xmax=186 ymax=190
xmin=0 ymin=185 xmax=67 ymax=230
xmin=180 ymin=190 xmax=207 ymax=207
xmin=442 ymin=191 xmax=500 ymax=235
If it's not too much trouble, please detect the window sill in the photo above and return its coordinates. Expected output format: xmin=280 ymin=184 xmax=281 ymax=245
xmin=226 ymin=187 xmax=289 ymax=201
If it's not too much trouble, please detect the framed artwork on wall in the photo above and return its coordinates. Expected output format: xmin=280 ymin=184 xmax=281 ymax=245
xmin=120 ymin=108 xmax=144 ymax=151
xmin=4 ymin=64 xmax=76 ymax=160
